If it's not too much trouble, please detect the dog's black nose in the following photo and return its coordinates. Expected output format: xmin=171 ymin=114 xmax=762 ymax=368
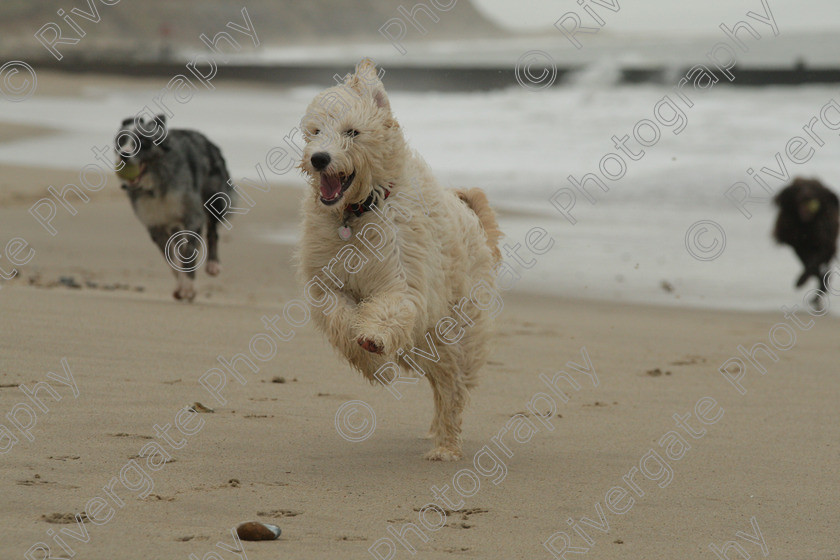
xmin=311 ymin=152 xmax=331 ymax=171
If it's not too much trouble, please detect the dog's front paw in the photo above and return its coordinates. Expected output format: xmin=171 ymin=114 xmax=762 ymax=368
xmin=206 ymin=260 xmax=221 ymax=276
xmin=353 ymin=298 xmax=416 ymax=356
xmin=358 ymin=337 xmax=384 ymax=355
xmin=173 ymin=284 xmax=196 ymax=302
xmin=424 ymin=446 xmax=463 ymax=462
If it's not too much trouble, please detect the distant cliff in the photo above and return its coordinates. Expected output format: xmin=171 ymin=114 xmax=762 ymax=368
xmin=0 ymin=0 xmax=504 ymax=60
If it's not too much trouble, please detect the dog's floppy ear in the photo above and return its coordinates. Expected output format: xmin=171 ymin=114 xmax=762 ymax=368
xmin=347 ymin=58 xmax=390 ymax=111
xmin=820 ymin=183 xmax=839 ymax=210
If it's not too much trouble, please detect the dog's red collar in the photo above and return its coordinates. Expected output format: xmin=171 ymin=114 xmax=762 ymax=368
xmin=344 ymin=184 xmax=392 ymax=218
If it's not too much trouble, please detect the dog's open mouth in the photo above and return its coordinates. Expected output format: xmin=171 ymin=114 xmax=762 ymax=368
xmin=319 ymin=170 xmax=355 ymax=205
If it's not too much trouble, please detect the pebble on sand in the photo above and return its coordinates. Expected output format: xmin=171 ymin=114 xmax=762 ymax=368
xmin=236 ymin=521 xmax=282 ymax=541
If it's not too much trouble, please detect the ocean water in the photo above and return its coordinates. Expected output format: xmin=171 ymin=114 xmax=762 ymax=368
xmin=2 ymin=77 xmax=839 ymax=312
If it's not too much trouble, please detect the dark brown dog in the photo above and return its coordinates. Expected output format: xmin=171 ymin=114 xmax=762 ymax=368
xmin=773 ymin=177 xmax=839 ymax=293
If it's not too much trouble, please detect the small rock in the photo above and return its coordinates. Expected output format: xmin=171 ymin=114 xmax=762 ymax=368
xmin=272 ymin=376 xmax=285 ymax=384
xmin=236 ymin=521 xmax=281 ymax=541
xmin=189 ymin=402 xmax=214 ymax=413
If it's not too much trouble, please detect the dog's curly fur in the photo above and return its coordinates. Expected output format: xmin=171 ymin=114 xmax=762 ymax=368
xmin=296 ymin=60 xmax=502 ymax=461
xmin=773 ymin=177 xmax=839 ymax=294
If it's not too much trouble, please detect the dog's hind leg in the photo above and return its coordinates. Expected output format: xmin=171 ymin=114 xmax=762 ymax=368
xmin=798 ymin=256 xmax=827 ymax=289
xmin=424 ymin=353 xmax=468 ymax=461
xmin=424 ymin=310 xmax=493 ymax=452
xmin=203 ymin=158 xmax=231 ymax=277
xmin=808 ymin=263 xmax=831 ymax=311
xmin=205 ymin=218 xmax=221 ymax=276
xmin=817 ymin=263 xmax=830 ymax=293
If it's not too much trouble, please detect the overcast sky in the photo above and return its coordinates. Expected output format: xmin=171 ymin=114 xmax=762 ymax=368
xmin=471 ymin=0 xmax=840 ymax=34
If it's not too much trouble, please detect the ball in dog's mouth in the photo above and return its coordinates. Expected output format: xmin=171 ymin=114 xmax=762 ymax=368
xmin=116 ymin=162 xmax=145 ymax=183
xmin=319 ymin=170 xmax=355 ymax=205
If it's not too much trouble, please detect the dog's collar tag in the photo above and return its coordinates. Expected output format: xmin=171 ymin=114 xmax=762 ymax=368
xmin=338 ymin=225 xmax=352 ymax=240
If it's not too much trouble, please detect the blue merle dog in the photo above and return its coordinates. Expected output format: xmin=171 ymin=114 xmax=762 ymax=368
xmin=114 ymin=114 xmax=233 ymax=301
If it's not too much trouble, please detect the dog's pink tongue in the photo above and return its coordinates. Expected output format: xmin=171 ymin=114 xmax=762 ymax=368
xmin=319 ymin=174 xmax=342 ymax=200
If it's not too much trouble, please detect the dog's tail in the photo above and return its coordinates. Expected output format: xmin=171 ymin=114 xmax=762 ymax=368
xmin=455 ymin=188 xmax=502 ymax=263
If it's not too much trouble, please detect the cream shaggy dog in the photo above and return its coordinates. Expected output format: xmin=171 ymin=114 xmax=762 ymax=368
xmin=297 ymin=59 xmax=502 ymax=461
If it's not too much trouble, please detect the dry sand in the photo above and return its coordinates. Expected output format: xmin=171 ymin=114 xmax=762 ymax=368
xmin=1 ymin=121 xmax=838 ymax=560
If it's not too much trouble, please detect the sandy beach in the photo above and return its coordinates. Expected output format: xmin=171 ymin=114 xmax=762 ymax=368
xmin=1 ymin=73 xmax=839 ymax=560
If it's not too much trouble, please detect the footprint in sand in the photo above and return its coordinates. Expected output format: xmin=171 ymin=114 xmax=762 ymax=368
xmin=670 ymin=355 xmax=707 ymax=366
xmin=41 ymin=512 xmax=89 ymax=524
xmin=414 ymin=507 xmax=489 ymax=525
xmin=48 ymin=455 xmax=80 ymax=461
xmin=109 ymin=433 xmax=153 ymax=439
xmin=144 ymin=494 xmax=176 ymax=501
xmin=257 ymin=509 xmax=303 ymax=518
xmin=19 ymin=475 xmax=79 ymax=489
xmin=128 ymin=453 xmax=176 ymax=464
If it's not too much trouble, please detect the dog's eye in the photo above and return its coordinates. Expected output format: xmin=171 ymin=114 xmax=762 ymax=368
xmin=313 ymin=129 xmax=320 ymax=135
xmin=344 ymin=129 xmax=360 ymax=137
